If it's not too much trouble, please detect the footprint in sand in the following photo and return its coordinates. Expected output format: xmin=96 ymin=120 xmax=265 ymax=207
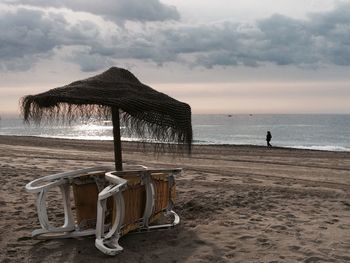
xmin=340 ymin=200 xmax=350 ymax=209
xmin=324 ymin=218 xmax=339 ymax=224
xmin=13 ymin=210 xmax=21 ymax=216
xmin=337 ymin=224 xmax=350 ymax=229
xmin=304 ymin=256 xmax=326 ymax=263
xmin=225 ymin=245 xmax=236 ymax=250
xmin=271 ymin=224 xmax=287 ymax=231
xmin=257 ymin=237 xmax=271 ymax=247
xmin=194 ymin=239 xmax=207 ymax=245
xmin=249 ymin=216 xmax=263 ymax=222
xmin=238 ymin=235 xmax=254 ymax=240
xmin=15 ymin=226 xmax=29 ymax=231
xmin=17 ymin=236 xmax=32 ymax=241
xmin=288 ymin=245 xmax=301 ymax=252
xmin=225 ymin=252 xmax=236 ymax=259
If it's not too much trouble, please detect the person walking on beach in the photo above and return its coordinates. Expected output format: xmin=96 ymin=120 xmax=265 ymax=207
xmin=266 ymin=131 xmax=272 ymax=147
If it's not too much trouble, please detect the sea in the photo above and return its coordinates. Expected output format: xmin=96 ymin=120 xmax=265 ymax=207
xmin=0 ymin=114 xmax=349 ymax=152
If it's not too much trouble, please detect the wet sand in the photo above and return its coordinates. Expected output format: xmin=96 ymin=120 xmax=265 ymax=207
xmin=1 ymin=135 xmax=350 ymax=262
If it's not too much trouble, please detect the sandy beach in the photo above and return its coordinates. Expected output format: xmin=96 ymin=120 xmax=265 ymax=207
xmin=1 ymin=135 xmax=350 ymax=262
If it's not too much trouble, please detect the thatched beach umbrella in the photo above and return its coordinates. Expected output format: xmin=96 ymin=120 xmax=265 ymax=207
xmin=21 ymin=67 xmax=192 ymax=171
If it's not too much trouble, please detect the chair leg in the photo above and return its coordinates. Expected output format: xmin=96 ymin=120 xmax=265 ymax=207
xmin=142 ymin=172 xmax=155 ymax=228
xmin=60 ymin=184 xmax=75 ymax=229
xmin=95 ymin=184 xmax=126 ymax=256
xmin=147 ymin=210 xmax=180 ymax=230
xmin=32 ymin=184 xmax=90 ymax=239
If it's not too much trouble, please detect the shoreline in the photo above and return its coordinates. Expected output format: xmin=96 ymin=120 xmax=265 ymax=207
xmin=1 ymin=135 xmax=349 ymax=154
xmin=1 ymin=135 xmax=350 ymax=262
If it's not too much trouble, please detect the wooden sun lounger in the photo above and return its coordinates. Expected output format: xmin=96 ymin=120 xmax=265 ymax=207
xmin=25 ymin=165 xmax=180 ymax=255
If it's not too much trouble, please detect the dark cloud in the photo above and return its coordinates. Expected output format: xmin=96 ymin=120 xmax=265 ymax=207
xmin=150 ymin=4 xmax=350 ymax=68
xmin=0 ymin=7 xmax=107 ymax=71
xmin=0 ymin=8 xmax=62 ymax=70
xmin=67 ymin=50 xmax=114 ymax=72
xmin=1 ymin=3 xmax=350 ymax=72
xmin=4 ymin=0 xmax=180 ymax=22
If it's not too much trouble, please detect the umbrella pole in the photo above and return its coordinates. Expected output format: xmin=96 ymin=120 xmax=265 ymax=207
xmin=112 ymin=107 xmax=123 ymax=171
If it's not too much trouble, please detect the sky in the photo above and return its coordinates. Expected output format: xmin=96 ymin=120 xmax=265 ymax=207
xmin=1 ymin=0 xmax=350 ymax=115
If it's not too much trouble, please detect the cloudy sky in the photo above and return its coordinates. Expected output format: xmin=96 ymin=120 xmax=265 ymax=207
xmin=1 ymin=0 xmax=350 ymax=115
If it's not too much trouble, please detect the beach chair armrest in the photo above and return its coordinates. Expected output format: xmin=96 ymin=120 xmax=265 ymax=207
xmin=25 ymin=166 xmax=113 ymax=193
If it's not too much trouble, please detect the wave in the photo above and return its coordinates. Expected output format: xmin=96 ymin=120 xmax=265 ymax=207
xmin=290 ymin=145 xmax=350 ymax=152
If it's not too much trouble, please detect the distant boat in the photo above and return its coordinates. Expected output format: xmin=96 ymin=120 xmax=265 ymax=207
xmin=228 ymin=114 xmax=232 ymax=117
xmin=249 ymin=114 xmax=253 ymax=116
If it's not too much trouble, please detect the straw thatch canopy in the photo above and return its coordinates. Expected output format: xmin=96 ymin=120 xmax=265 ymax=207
xmin=21 ymin=67 xmax=192 ymax=154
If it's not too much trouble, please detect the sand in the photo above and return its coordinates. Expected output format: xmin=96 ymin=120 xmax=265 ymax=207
xmin=0 ymin=135 xmax=350 ymax=263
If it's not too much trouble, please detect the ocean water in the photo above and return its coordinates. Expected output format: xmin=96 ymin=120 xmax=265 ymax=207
xmin=0 ymin=114 xmax=349 ymax=152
